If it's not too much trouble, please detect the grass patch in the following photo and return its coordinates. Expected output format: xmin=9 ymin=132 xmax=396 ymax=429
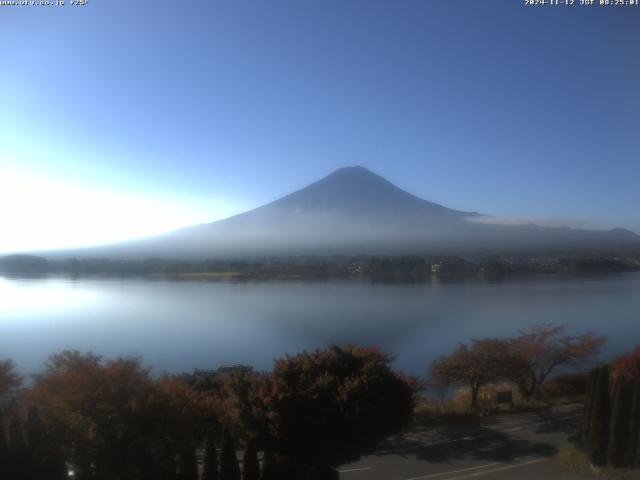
xmin=151 ymin=271 xmax=244 ymax=278
xmin=413 ymin=389 xmax=486 ymax=426
xmin=556 ymin=447 xmax=640 ymax=479
xmin=413 ymin=381 xmax=584 ymax=427
xmin=556 ymin=447 xmax=594 ymax=475
xmin=413 ymin=399 xmax=477 ymax=426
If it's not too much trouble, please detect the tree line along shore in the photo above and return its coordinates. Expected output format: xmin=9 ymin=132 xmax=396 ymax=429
xmin=2 ymin=323 xmax=638 ymax=479
xmin=1 ymin=252 xmax=639 ymax=279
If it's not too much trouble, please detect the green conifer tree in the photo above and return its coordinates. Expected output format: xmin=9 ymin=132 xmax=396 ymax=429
xmin=581 ymin=368 xmax=598 ymax=444
xmin=626 ymin=380 xmax=640 ymax=467
xmin=0 ymin=413 xmax=16 ymax=478
xmin=155 ymin=443 xmax=178 ymax=480
xmin=177 ymin=447 xmax=199 ymax=480
xmin=220 ymin=429 xmax=241 ymax=480
xmin=607 ymin=377 xmax=632 ymax=467
xmin=260 ymin=450 xmax=278 ymax=480
xmin=25 ymin=406 xmax=68 ymax=480
xmin=588 ymin=366 xmax=611 ymax=466
xmin=202 ymin=428 xmax=219 ymax=480
xmin=242 ymin=440 xmax=260 ymax=480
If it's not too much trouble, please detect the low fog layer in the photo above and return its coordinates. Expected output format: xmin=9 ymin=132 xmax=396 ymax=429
xmin=44 ymin=167 xmax=640 ymax=259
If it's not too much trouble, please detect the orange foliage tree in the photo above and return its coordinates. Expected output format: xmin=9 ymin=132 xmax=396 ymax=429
xmin=155 ymin=373 xmax=220 ymax=480
xmin=258 ymin=344 xmax=416 ymax=479
xmin=0 ymin=358 xmax=21 ymax=400
xmin=509 ymin=323 xmax=605 ymax=399
xmin=29 ymin=350 xmax=211 ymax=480
xmin=430 ymin=338 xmax=525 ymax=410
xmin=614 ymin=346 xmax=640 ymax=382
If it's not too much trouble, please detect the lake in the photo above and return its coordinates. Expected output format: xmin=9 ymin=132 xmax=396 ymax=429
xmin=1 ymin=273 xmax=639 ymax=377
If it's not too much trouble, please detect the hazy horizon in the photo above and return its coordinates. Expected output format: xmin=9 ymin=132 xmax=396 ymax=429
xmin=2 ymin=5 xmax=640 ymax=478
xmin=1 ymin=165 xmax=639 ymax=257
xmin=1 ymin=1 xmax=639 ymax=253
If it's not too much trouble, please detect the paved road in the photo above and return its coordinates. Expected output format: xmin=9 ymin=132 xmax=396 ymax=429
xmin=339 ymin=405 xmax=591 ymax=480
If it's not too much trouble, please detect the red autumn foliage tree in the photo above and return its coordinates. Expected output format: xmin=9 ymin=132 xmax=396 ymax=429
xmin=431 ymin=338 xmax=525 ymax=410
xmin=509 ymin=323 xmax=605 ymax=399
xmin=29 ymin=351 xmax=168 ymax=479
xmin=213 ymin=368 xmax=269 ymax=443
xmin=259 ymin=344 xmax=416 ymax=478
xmin=614 ymin=346 xmax=640 ymax=382
xmin=155 ymin=373 xmax=221 ymax=480
xmin=0 ymin=359 xmax=21 ymax=400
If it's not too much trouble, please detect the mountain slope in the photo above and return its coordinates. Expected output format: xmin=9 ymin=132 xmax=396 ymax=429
xmin=213 ymin=166 xmax=476 ymax=231
xmin=48 ymin=166 xmax=640 ymax=258
xmin=265 ymin=165 xmax=474 ymax=217
xmin=129 ymin=166 xmax=482 ymax=257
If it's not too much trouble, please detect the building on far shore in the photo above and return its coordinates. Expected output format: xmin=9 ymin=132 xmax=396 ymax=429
xmin=431 ymin=256 xmax=475 ymax=277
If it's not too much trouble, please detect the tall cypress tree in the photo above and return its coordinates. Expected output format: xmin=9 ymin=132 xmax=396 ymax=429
xmin=176 ymin=446 xmax=199 ymax=480
xmin=588 ymin=366 xmax=611 ymax=466
xmin=202 ymin=428 xmax=219 ymax=480
xmin=154 ymin=442 xmax=178 ymax=480
xmin=7 ymin=413 xmax=32 ymax=478
xmin=25 ymin=406 xmax=68 ymax=480
xmin=581 ymin=368 xmax=598 ymax=444
xmin=242 ymin=440 xmax=260 ymax=480
xmin=133 ymin=444 xmax=155 ymax=480
xmin=8 ymin=415 xmax=25 ymax=450
xmin=220 ymin=429 xmax=241 ymax=480
xmin=607 ymin=377 xmax=632 ymax=467
xmin=260 ymin=449 xmax=278 ymax=480
xmin=626 ymin=380 xmax=640 ymax=467
xmin=0 ymin=413 xmax=16 ymax=478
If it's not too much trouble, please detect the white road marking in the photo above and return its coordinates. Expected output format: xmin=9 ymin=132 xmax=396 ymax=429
xmin=339 ymin=466 xmax=372 ymax=473
xmin=445 ymin=458 xmax=546 ymax=480
xmin=401 ymin=457 xmax=546 ymax=480
xmin=497 ymin=425 xmax=525 ymax=433
xmin=403 ymin=462 xmax=501 ymax=480
xmin=339 ymin=410 xmax=574 ymax=478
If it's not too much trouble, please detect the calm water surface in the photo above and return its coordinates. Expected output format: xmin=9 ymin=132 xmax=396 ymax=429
xmin=1 ymin=273 xmax=638 ymax=376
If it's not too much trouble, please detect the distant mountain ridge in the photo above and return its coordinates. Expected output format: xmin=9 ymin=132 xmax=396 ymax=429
xmin=45 ymin=166 xmax=640 ymax=259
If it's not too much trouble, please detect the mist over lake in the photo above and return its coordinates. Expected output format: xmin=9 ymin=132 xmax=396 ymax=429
xmin=1 ymin=273 xmax=638 ymax=377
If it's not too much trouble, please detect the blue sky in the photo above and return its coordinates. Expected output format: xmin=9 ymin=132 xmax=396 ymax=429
xmin=1 ymin=0 xmax=638 ymax=252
